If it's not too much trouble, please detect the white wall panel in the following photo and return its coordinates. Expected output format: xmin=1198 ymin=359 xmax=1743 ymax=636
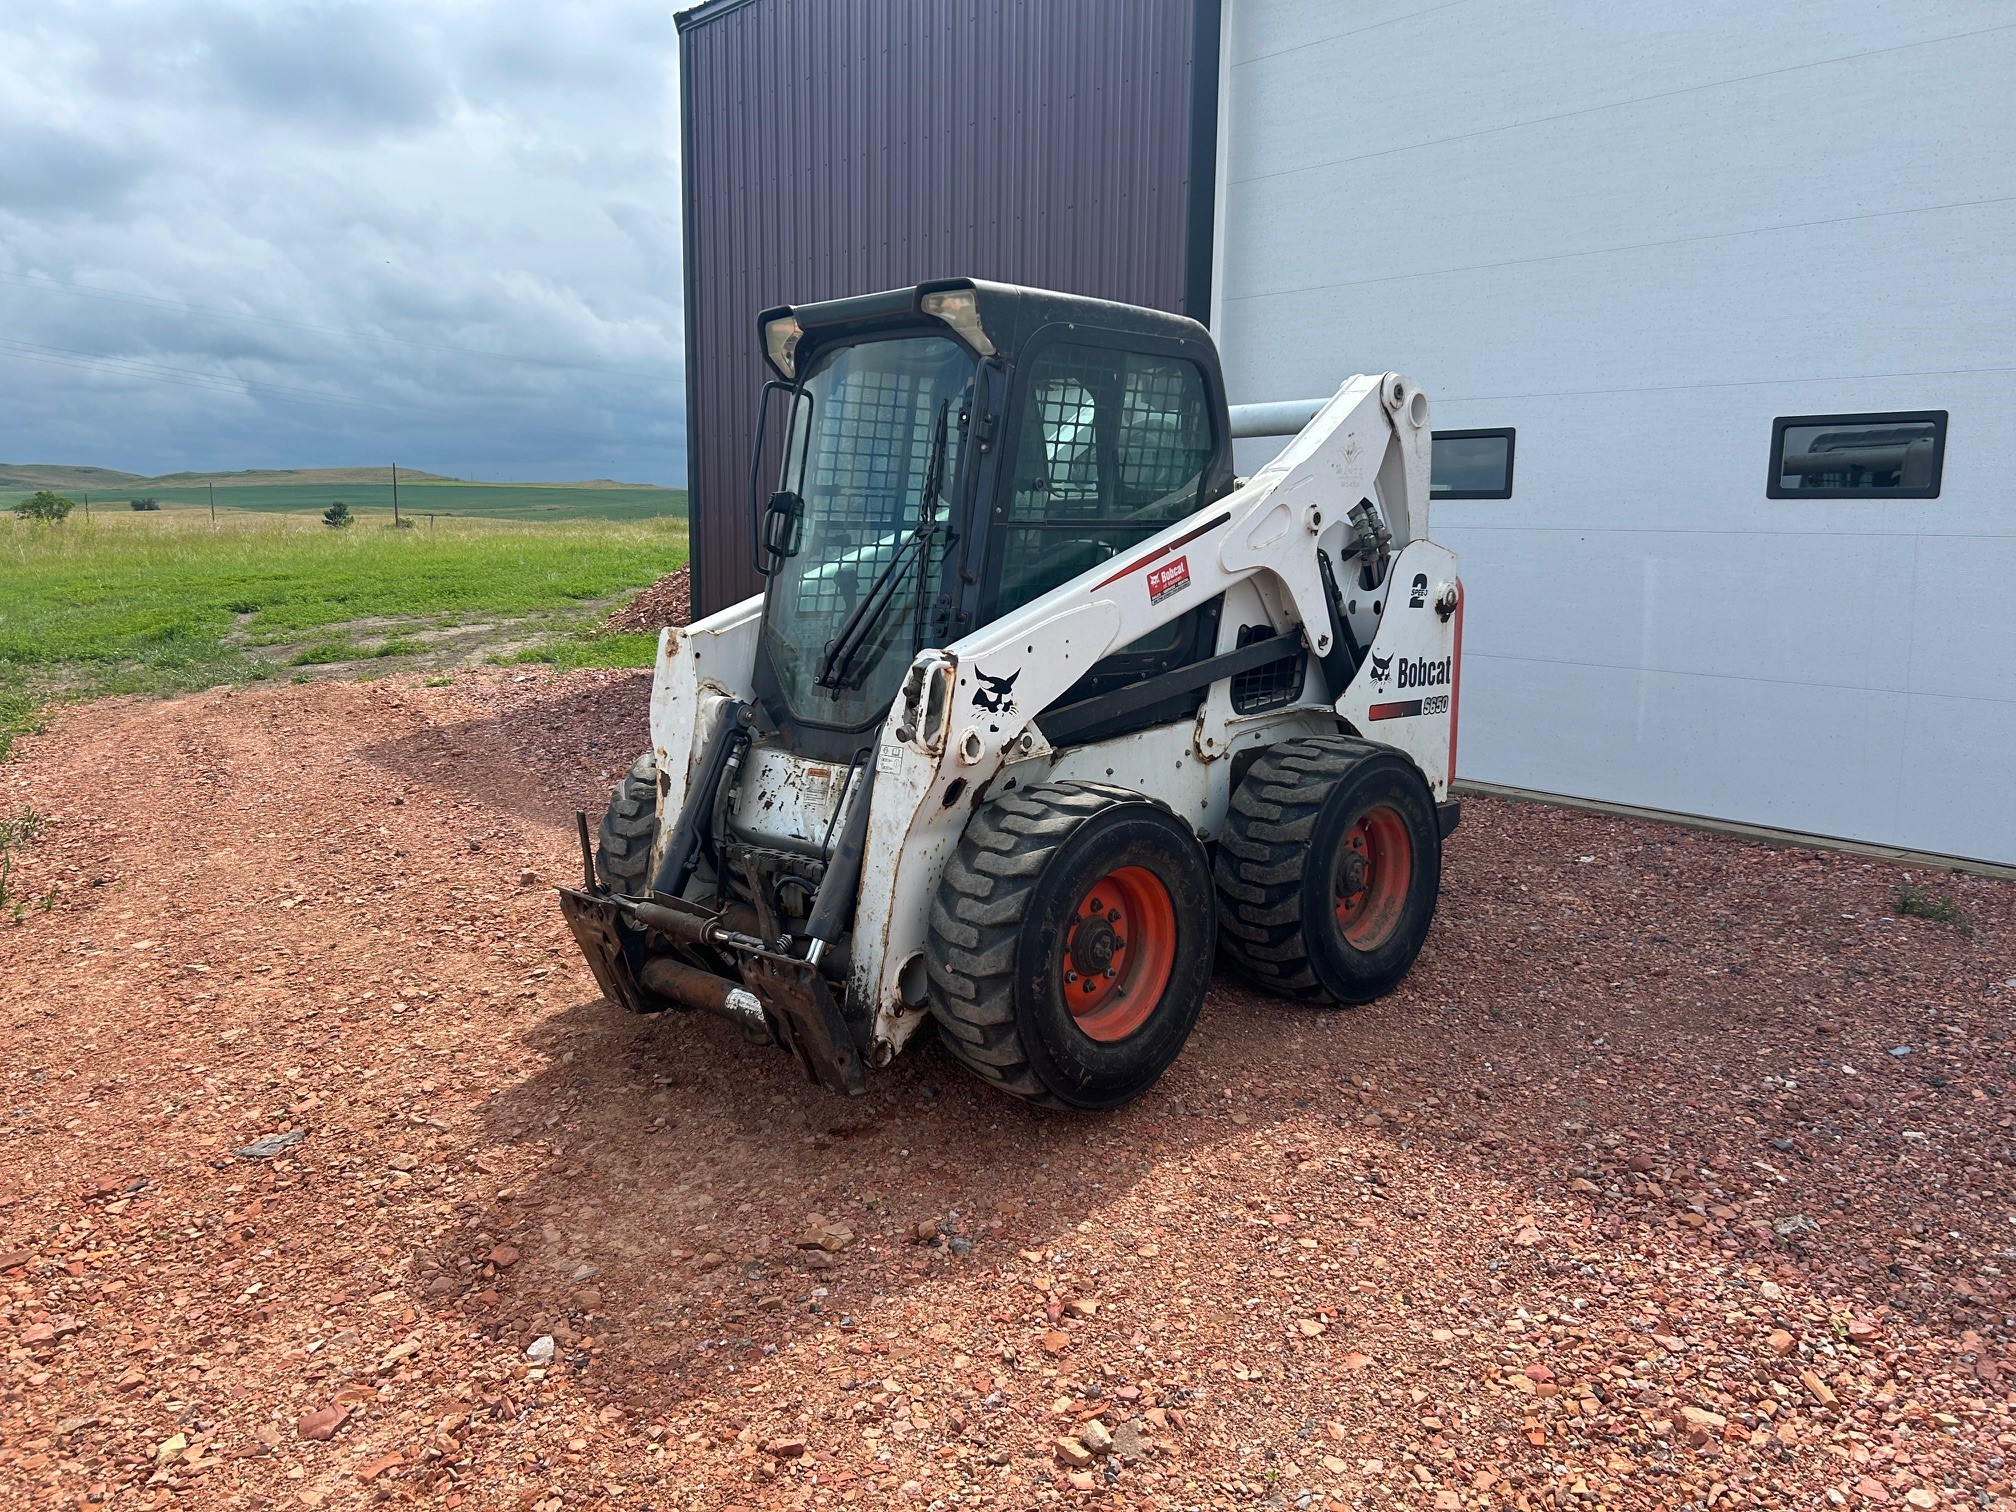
xmin=1439 ymin=524 xmax=1911 ymax=692
xmin=1217 ymin=1 xmax=2016 ymax=863
xmin=1458 ymin=655 xmax=1914 ymax=839
xmin=1907 ymin=535 xmax=2016 ymax=703
xmin=1896 ymin=693 xmax=2016 ymax=862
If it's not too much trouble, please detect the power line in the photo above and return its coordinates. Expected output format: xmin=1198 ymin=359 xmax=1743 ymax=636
xmin=0 ymin=269 xmax=684 ymax=385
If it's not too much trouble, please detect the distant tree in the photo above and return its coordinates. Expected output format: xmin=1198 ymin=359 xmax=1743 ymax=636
xmin=129 ymin=496 xmax=161 ymax=511
xmin=323 ymin=500 xmax=352 ymax=529
xmin=12 ymin=490 xmax=75 ymax=522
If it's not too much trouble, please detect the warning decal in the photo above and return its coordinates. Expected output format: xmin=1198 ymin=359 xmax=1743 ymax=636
xmin=1146 ymin=555 xmax=1191 ymax=605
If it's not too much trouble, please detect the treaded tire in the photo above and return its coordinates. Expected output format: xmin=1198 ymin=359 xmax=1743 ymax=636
xmin=596 ymin=751 xmax=659 ymax=895
xmin=1215 ymin=736 xmax=1440 ymax=1004
xmin=925 ymin=782 xmax=1216 ymax=1111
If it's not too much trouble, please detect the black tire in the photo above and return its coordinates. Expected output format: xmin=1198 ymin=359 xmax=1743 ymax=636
xmin=596 ymin=751 xmax=659 ymax=895
xmin=925 ymin=782 xmax=1216 ymax=1111
xmin=1215 ymin=737 xmax=1440 ymax=1004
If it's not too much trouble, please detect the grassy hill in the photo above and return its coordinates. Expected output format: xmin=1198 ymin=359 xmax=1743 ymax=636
xmin=146 ymin=465 xmax=460 ymax=486
xmin=0 ymin=464 xmax=151 ymax=489
xmin=0 ymin=463 xmax=581 ymax=488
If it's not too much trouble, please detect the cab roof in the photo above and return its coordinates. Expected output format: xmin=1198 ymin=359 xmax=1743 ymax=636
xmin=759 ymin=278 xmax=1214 ymax=380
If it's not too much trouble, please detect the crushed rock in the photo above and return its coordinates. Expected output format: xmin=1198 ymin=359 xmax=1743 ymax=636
xmin=602 ymin=565 xmax=690 ymax=632
xmin=0 ymin=668 xmax=2011 ymax=1509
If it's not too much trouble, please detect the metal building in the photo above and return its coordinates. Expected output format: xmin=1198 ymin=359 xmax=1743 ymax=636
xmin=676 ymin=0 xmax=2014 ymax=865
xmin=677 ymin=0 xmax=1221 ymax=615
xmin=1212 ymin=1 xmax=2014 ymax=867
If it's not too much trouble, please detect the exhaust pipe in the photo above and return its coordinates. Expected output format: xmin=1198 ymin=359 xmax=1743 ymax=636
xmin=1229 ymin=398 xmax=1326 ymax=438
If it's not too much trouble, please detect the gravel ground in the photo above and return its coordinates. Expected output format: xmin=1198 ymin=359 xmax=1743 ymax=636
xmin=603 ymin=568 xmax=691 ymax=633
xmin=1 ymin=669 xmax=2011 ymax=1512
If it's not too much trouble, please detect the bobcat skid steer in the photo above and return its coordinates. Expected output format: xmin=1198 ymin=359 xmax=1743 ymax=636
xmin=558 ymin=279 xmax=1463 ymax=1110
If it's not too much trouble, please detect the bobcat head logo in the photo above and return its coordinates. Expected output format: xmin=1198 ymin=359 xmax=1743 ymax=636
xmin=1368 ymin=651 xmax=1393 ymax=684
xmin=973 ymin=668 xmax=1020 ymax=713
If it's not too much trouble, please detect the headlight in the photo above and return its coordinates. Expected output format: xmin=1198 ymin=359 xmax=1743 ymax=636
xmin=919 ymin=288 xmax=995 ymax=357
xmin=763 ymin=313 xmax=804 ymax=379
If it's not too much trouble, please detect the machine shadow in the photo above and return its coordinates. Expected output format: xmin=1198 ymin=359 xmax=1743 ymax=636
xmin=439 ymin=974 xmax=1323 ymax=1423
xmin=396 ymin=803 xmax=2016 ymax=1474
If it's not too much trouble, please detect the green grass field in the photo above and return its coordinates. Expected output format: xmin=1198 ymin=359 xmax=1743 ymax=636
xmin=1 ymin=480 xmax=686 ymax=524
xmin=0 ymin=509 xmax=687 ymax=759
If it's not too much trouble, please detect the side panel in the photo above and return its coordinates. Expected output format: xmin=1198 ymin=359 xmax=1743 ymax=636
xmin=1335 ymin=541 xmax=1461 ymax=801
xmin=645 ymin=594 xmax=762 ymax=874
xmin=1213 ymin=0 xmax=2016 ymax=862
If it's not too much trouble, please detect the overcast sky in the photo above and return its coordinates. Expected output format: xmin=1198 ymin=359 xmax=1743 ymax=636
xmin=0 ymin=2 xmax=688 ymax=483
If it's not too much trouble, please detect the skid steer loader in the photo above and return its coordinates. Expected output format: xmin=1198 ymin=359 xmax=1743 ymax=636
xmin=557 ymin=279 xmax=1463 ymax=1109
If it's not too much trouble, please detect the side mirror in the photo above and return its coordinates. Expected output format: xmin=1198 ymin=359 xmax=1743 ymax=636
xmin=761 ymin=490 xmax=804 ymax=561
xmin=748 ymin=378 xmax=812 ymax=577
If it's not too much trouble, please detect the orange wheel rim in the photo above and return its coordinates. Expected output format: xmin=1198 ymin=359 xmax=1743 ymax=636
xmin=1334 ymin=805 xmax=1413 ymax=950
xmin=1060 ymin=865 xmax=1176 ymax=1042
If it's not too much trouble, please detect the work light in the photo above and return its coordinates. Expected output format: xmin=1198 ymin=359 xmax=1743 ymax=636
xmin=763 ymin=313 xmax=804 ymax=379
xmin=919 ymin=288 xmax=995 ymax=357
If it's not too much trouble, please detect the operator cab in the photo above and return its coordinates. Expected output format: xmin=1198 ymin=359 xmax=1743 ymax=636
xmin=748 ymin=279 xmax=1237 ymax=761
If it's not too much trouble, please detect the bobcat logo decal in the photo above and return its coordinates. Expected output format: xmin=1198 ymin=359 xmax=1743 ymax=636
xmin=1368 ymin=651 xmax=1393 ymax=684
xmin=973 ymin=668 xmax=1020 ymax=713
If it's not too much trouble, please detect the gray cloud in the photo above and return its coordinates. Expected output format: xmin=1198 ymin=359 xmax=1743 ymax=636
xmin=0 ymin=0 xmax=689 ymax=483
xmin=0 ymin=121 xmax=152 ymax=214
xmin=193 ymin=8 xmax=447 ymax=134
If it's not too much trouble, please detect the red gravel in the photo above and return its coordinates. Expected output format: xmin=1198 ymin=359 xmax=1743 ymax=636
xmin=603 ymin=566 xmax=691 ymax=632
xmin=0 ymin=670 xmax=2011 ymax=1511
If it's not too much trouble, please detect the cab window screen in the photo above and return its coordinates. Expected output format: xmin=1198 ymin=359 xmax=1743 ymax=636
xmin=997 ymin=344 xmax=1213 ymax=619
xmin=1769 ymin=412 xmax=1945 ymax=498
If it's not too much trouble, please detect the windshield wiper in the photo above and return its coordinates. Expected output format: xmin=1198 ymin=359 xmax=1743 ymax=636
xmin=815 ymin=524 xmax=933 ymax=693
xmin=815 ymin=399 xmax=953 ymax=694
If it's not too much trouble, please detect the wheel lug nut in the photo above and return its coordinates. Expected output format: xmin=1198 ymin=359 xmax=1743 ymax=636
xmin=1089 ymin=898 xmax=1103 ymax=913
xmin=1104 ymin=967 xmax=1117 ymax=979
xmin=1111 ymin=936 xmax=1125 ymax=949
xmin=1107 ymin=909 xmax=1120 ymax=922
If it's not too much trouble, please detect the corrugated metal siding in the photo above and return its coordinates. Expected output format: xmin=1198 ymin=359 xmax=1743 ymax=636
xmin=680 ymin=0 xmax=1211 ymax=614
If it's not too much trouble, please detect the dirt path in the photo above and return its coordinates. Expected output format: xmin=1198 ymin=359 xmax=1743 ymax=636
xmin=0 ymin=672 xmax=2011 ymax=1511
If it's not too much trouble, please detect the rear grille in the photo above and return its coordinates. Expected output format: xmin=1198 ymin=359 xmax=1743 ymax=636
xmin=1229 ymin=624 xmax=1306 ymax=714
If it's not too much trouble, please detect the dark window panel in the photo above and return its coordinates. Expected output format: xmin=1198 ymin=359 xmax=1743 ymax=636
xmin=1768 ymin=411 xmax=1947 ymax=499
xmin=1430 ymin=429 xmax=1515 ymax=499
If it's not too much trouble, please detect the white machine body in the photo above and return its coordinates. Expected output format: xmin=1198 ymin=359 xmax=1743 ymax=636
xmin=645 ymin=372 xmax=1461 ymax=1066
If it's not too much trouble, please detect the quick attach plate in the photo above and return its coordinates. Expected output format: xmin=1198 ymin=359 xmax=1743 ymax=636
xmin=741 ymin=954 xmax=868 ymax=1097
xmin=555 ymin=886 xmax=654 ymax=1016
xmin=560 ymin=884 xmax=866 ymax=1096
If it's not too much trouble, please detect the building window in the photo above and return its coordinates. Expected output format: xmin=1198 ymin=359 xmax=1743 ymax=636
xmin=1769 ymin=411 xmax=1946 ymax=499
xmin=1430 ymin=429 xmax=1514 ymax=499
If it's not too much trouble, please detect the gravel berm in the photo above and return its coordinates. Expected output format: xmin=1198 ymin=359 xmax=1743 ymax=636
xmin=603 ymin=567 xmax=691 ymax=633
xmin=0 ymin=669 xmax=2010 ymax=1510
